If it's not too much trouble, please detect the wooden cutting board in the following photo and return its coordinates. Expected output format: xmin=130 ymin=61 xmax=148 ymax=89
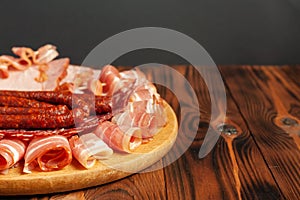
xmin=0 ymin=102 xmax=178 ymax=195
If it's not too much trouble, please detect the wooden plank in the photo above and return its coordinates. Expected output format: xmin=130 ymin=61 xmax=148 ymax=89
xmin=280 ymin=65 xmax=300 ymax=88
xmin=156 ymin=66 xmax=282 ymax=199
xmin=219 ymin=65 xmax=300 ymax=200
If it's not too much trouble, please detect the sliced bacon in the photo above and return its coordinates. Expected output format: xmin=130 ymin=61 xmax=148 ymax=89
xmin=94 ymin=121 xmax=142 ymax=153
xmin=0 ymin=58 xmax=69 ymax=91
xmin=69 ymin=133 xmax=113 ymax=169
xmin=0 ymin=44 xmax=67 ymax=92
xmin=0 ymin=55 xmax=30 ymax=71
xmin=12 ymin=46 xmax=34 ymax=60
xmin=113 ymin=103 xmax=166 ymax=139
xmin=23 ymin=135 xmax=72 ymax=173
xmin=119 ymin=68 xmax=148 ymax=84
xmin=32 ymin=44 xmax=58 ymax=64
xmin=100 ymin=66 xmax=167 ymax=139
xmin=61 ymin=65 xmax=101 ymax=94
xmin=0 ymin=64 xmax=9 ymax=79
xmin=99 ymin=65 xmax=121 ymax=95
xmin=12 ymin=46 xmax=34 ymax=67
xmin=0 ymin=139 xmax=26 ymax=172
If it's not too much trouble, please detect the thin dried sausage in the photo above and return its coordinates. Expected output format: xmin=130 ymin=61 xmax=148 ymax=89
xmin=0 ymin=112 xmax=75 ymax=129
xmin=0 ymin=105 xmax=69 ymax=115
xmin=0 ymin=112 xmax=112 ymax=141
xmin=0 ymin=90 xmax=112 ymax=115
xmin=0 ymin=96 xmax=54 ymax=108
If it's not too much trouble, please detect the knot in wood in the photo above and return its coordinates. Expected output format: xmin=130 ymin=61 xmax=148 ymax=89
xmin=281 ymin=117 xmax=298 ymax=126
xmin=217 ymin=124 xmax=238 ymax=135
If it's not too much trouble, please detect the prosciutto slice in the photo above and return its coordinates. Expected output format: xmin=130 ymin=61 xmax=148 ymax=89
xmin=99 ymin=65 xmax=167 ymax=139
xmin=0 ymin=58 xmax=69 ymax=91
xmin=94 ymin=121 xmax=142 ymax=153
xmin=0 ymin=139 xmax=26 ymax=173
xmin=0 ymin=44 xmax=71 ymax=91
xmin=69 ymin=133 xmax=113 ymax=169
xmin=99 ymin=65 xmax=121 ymax=95
xmin=23 ymin=135 xmax=72 ymax=173
xmin=32 ymin=44 xmax=59 ymax=64
xmin=113 ymin=100 xmax=166 ymax=138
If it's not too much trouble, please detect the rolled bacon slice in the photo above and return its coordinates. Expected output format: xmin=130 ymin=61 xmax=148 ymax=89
xmin=32 ymin=44 xmax=59 ymax=64
xmin=113 ymin=102 xmax=166 ymax=139
xmin=99 ymin=65 xmax=121 ymax=96
xmin=69 ymin=133 xmax=113 ymax=169
xmin=23 ymin=135 xmax=72 ymax=173
xmin=12 ymin=46 xmax=34 ymax=67
xmin=100 ymin=65 xmax=167 ymax=138
xmin=94 ymin=121 xmax=142 ymax=153
xmin=0 ymin=55 xmax=30 ymax=71
xmin=0 ymin=139 xmax=26 ymax=173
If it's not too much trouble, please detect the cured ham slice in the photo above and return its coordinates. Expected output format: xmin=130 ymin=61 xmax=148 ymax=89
xmin=0 ymin=139 xmax=26 ymax=173
xmin=32 ymin=44 xmax=59 ymax=64
xmin=0 ymin=44 xmax=59 ymax=78
xmin=0 ymin=55 xmax=30 ymax=71
xmin=61 ymin=65 xmax=101 ymax=94
xmin=113 ymin=100 xmax=166 ymax=138
xmin=0 ymin=44 xmax=71 ymax=91
xmin=42 ymin=58 xmax=69 ymax=90
xmin=11 ymin=46 xmax=34 ymax=63
xmin=99 ymin=65 xmax=121 ymax=95
xmin=23 ymin=135 xmax=72 ymax=173
xmin=99 ymin=65 xmax=167 ymax=139
xmin=69 ymin=133 xmax=113 ymax=169
xmin=12 ymin=44 xmax=58 ymax=66
xmin=94 ymin=121 xmax=142 ymax=153
xmin=0 ymin=58 xmax=69 ymax=91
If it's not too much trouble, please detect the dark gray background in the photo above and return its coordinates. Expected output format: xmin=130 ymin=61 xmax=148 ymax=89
xmin=0 ymin=0 xmax=299 ymax=66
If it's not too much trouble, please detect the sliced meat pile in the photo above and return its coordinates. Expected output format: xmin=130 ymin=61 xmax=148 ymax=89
xmin=0 ymin=45 xmax=168 ymax=173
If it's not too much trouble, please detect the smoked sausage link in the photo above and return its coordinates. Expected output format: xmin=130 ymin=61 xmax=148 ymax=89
xmin=0 ymin=111 xmax=75 ymax=129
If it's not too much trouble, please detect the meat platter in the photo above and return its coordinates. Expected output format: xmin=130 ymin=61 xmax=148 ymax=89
xmin=0 ymin=45 xmax=178 ymax=195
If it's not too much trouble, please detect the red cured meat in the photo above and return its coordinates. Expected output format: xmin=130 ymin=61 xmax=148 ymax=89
xmin=69 ymin=133 xmax=113 ymax=169
xmin=0 ymin=139 xmax=26 ymax=172
xmin=94 ymin=121 xmax=142 ymax=153
xmin=23 ymin=135 xmax=72 ymax=173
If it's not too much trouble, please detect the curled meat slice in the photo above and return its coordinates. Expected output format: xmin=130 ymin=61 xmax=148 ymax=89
xmin=12 ymin=46 xmax=34 ymax=62
xmin=0 ymin=55 xmax=30 ymax=71
xmin=94 ymin=121 xmax=142 ymax=153
xmin=99 ymin=65 xmax=167 ymax=139
xmin=0 ymin=139 xmax=26 ymax=172
xmin=32 ymin=44 xmax=58 ymax=64
xmin=23 ymin=135 xmax=72 ymax=173
xmin=0 ymin=64 xmax=9 ymax=79
xmin=113 ymin=101 xmax=166 ymax=139
xmin=99 ymin=65 xmax=120 ymax=95
xmin=69 ymin=133 xmax=113 ymax=169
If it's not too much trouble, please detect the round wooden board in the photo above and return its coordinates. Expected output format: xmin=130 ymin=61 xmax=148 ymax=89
xmin=0 ymin=102 xmax=178 ymax=196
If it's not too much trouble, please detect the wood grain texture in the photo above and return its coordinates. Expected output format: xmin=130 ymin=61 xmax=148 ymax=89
xmin=219 ymin=65 xmax=300 ymax=200
xmin=157 ymin=66 xmax=281 ymax=199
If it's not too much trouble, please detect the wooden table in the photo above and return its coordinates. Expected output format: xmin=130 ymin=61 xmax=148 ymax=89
xmin=1 ymin=65 xmax=299 ymax=200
